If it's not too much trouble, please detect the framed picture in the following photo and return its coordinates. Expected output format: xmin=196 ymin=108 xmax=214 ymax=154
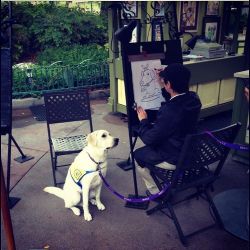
xmin=121 ymin=1 xmax=138 ymax=19
xmin=152 ymin=19 xmax=163 ymax=41
xmin=205 ymin=1 xmax=220 ymax=16
xmin=179 ymin=1 xmax=199 ymax=32
xmin=121 ymin=19 xmax=141 ymax=43
xmin=153 ymin=1 xmax=165 ymax=17
xmin=202 ymin=16 xmax=220 ymax=42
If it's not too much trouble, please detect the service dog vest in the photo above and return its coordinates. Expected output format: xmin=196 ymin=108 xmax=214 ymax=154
xmin=70 ymin=152 xmax=104 ymax=188
xmin=70 ymin=165 xmax=95 ymax=188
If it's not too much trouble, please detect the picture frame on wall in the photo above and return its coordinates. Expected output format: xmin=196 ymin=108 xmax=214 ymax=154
xmin=202 ymin=16 xmax=221 ymax=42
xmin=152 ymin=19 xmax=163 ymax=41
xmin=153 ymin=1 xmax=165 ymax=17
xmin=121 ymin=1 xmax=138 ymax=19
xmin=179 ymin=1 xmax=199 ymax=32
xmin=121 ymin=19 xmax=141 ymax=43
xmin=205 ymin=1 xmax=220 ymax=16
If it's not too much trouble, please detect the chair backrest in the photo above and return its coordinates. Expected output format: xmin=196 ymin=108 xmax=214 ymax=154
xmin=172 ymin=122 xmax=242 ymax=182
xmin=44 ymin=87 xmax=93 ymax=132
xmin=151 ymin=123 xmax=241 ymax=187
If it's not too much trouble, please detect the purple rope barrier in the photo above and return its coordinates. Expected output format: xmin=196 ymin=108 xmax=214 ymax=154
xmin=205 ymin=131 xmax=249 ymax=151
xmin=98 ymin=170 xmax=170 ymax=203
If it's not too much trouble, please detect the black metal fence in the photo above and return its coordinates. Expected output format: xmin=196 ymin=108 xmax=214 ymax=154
xmin=12 ymin=61 xmax=109 ymax=98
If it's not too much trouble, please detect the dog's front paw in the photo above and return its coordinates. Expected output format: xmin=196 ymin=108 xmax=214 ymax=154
xmin=71 ymin=207 xmax=81 ymax=216
xmin=84 ymin=212 xmax=92 ymax=221
xmin=97 ymin=202 xmax=105 ymax=211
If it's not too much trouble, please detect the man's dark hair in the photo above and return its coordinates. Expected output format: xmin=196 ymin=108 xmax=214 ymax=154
xmin=159 ymin=63 xmax=191 ymax=93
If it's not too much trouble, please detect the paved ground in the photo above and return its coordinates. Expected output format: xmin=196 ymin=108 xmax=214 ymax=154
xmin=1 ymin=99 xmax=249 ymax=250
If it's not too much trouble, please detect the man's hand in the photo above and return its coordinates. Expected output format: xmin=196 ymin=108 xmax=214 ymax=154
xmin=137 ymin=106 xmax=147 ymax=121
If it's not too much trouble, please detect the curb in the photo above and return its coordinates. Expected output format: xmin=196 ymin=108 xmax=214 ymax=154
xmin=12 ymin=89 xmax=110 ymax=109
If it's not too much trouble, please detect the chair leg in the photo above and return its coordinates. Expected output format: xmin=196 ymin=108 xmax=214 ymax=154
xmin=166 ymin=201 xmax=187 ymax=246
xmin=54 ymin=155 xmax=58 ymax=170
xmin=146 ymin=202 xmax=166 ymax=215
xmin=48 ymin=149 xmax=57 ymax=186
xmin=204 ymin=189 xmax=224 ymax=229
xmin=147 ymin=199 xmax=188 ymax=245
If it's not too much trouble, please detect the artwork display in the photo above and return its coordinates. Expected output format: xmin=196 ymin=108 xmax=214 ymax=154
xmin=154 ymin=1 xmax=165 ymax=17
xmin=203 ymin=16 xmax=220 ymax=42
xmin=180 ymin=1 xmax=199 ymax=31
xmin=152 ymin=19 xmax=163 ymax=41
xmin=131 ymin=59 xmax=165 ymax=110
xmin=121 ymin=1 xmax=138 ymax=18
xmin=206 ymin=1 xmax=220 ymax=16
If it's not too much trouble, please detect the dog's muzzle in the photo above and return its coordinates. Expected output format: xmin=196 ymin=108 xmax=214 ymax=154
xmin=106 ymin=138 xmax=119 ymax=149
xmin=111 ymin=138 xmax=119 ymax=149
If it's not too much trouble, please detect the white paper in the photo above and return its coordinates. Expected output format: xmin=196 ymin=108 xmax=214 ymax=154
xmin=131 ymin=59 xmax=165 ymax=110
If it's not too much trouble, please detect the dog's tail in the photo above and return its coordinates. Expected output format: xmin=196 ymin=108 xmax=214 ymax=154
xmin=43 ymin=187 xmax=64 ymax=200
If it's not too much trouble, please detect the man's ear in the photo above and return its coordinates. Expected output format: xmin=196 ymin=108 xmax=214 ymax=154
xmin=165 ymin=81 xmax=171 ymax=88
xmin=86 ymin=132 xmax=97 ymax=146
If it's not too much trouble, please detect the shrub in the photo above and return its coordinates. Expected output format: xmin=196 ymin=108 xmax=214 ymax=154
xmin=1 ymin=2 xmax=108 ymax=63
xmin=36 ymin=44 xmax=108 ymax=65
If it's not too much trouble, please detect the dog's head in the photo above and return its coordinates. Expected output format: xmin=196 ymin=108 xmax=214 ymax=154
xmin=86 ymin=130 xmax=119 ymax=150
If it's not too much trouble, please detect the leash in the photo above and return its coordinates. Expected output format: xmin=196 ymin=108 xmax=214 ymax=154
xmin=89 ymin=130 xmax=249 ymax=203
xmin=98 ymin=170 xmax=170 ymax=203
xmin=86 ymin=152 xmax=170 ymax=202
xmin=205 ymin=131 xmax=249 ymax=151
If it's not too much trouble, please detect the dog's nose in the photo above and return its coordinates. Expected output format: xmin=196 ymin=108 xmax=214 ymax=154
xmin=114 ymin=138 xmax=119 ymax=145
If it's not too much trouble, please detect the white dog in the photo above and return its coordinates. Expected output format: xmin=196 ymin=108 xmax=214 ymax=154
xmin=44 ymin=130 xmax=119 ymax=221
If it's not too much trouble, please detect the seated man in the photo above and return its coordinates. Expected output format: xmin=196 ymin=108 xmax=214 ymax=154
xmin=134 ymin=63 xmax=202 ymax=195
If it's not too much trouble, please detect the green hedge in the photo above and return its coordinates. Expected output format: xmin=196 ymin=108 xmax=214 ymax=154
xmin=1 ymin=2 xmax=108 ymax=63
xmin=36 ymin=44 xmax=108 ymax=66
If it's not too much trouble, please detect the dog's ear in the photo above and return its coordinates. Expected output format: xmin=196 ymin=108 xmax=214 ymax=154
xmin=86 ymin=132 xmax=97 ymax=146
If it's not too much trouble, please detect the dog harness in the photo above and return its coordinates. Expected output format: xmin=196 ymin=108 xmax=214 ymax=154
xmin=70 ymin=152 xmax=104 ymax=188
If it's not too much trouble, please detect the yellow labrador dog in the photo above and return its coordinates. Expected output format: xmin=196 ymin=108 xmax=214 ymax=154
xmin=44 ymin=130 xmax=119 ymax=221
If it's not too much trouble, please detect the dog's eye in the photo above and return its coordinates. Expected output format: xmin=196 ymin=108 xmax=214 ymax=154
xmin=101 ymin=134 xmax=107 ymax=138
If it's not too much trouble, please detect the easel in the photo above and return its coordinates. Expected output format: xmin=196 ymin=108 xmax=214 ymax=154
xmin=116 ymin=37 xmax=183 ymax=209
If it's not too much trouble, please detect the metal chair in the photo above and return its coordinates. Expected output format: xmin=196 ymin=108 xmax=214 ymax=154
xmin=43 ymin=88 xmax=93 ymax=186
xmin=146 ymin=123 xmax=241 ymax=246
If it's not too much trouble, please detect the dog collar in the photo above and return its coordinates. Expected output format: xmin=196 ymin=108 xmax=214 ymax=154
xmin=86 ymin=152 xmax=104 ymax=170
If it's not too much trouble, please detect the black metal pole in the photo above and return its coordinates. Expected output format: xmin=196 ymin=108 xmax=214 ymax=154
xmin=6 ymin=1 xmax=13 ymax=199
xmin=6 ymin=134 xmax=12 ymax=196
xmin=119 ymin=42 xmax=149 ymax=210
xmin=114 ymin=19 xmax=149 ymax=209
xmin=7 ymin=2 xmax=34 ymax=166
xmin=120 ymin=42 xmax=139 ymax=196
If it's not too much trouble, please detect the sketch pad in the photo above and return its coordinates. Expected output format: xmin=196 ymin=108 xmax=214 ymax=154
xmin=131 ymin=59 xmax=165 ymax=110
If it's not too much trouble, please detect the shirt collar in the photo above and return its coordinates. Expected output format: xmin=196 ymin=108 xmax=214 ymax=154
xmin=169 ymin=93 xmax=186 ymax=101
